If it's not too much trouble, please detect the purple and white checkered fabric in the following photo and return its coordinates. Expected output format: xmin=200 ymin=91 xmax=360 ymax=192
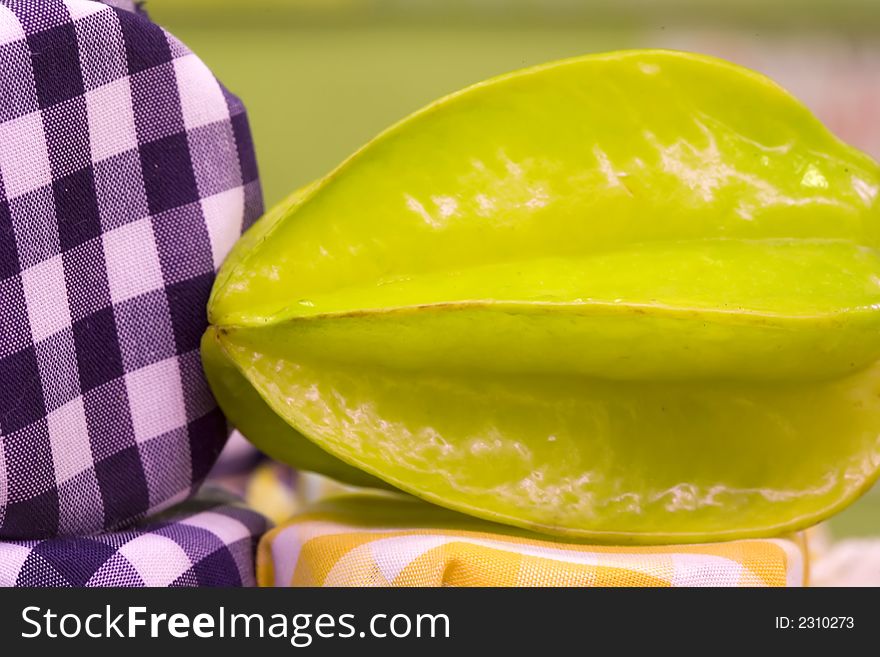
xmin=0 ymin=0 xmax=263 ymax=539
xmin=0 ymin=494 xmax=270 ymax=586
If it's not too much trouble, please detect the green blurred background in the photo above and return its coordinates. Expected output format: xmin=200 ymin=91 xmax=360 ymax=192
xmin=145 ymin=0 xmax=880 ymax=538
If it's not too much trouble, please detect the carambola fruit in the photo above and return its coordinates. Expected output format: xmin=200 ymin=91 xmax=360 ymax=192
xmin=203 ymin=50 xmax=880 ymax=543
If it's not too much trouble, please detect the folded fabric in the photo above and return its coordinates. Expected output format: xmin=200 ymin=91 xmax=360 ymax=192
xmin=0 ymin=0 xmax=262 ymax=538
xmin=0 ymin=492 xmax=270 ymax=587
xmin=258 ymin=494 xmax=806 ymax=587
xmin=208 ymin=438 xmax=361 ymax=526
xmin=209 ymin=431 xmax=265 ymax=479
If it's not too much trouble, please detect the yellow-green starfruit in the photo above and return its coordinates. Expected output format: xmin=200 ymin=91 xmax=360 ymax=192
xmin=203 ymin=50 xmax=880 ymax=543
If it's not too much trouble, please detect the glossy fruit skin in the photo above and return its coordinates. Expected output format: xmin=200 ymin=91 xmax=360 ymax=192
xmin=204 ymin=50 xmax=880 ymax=543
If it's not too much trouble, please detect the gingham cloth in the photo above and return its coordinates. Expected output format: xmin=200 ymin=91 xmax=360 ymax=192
xmin=258 ymin=494 xmax=807 ymax=587
xmin=0 ymin=492 xmax=270 ymax=587
xmin=0 ymin=0 xmax=262 ymax=538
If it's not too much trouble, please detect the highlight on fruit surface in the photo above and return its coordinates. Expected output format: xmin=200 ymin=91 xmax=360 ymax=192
xmin=203 ymin=50 xmax=880 ymax=543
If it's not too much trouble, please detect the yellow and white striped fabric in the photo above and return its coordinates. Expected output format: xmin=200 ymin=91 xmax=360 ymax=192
xmin=258 ymin=493 xmax=806 ymax=587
